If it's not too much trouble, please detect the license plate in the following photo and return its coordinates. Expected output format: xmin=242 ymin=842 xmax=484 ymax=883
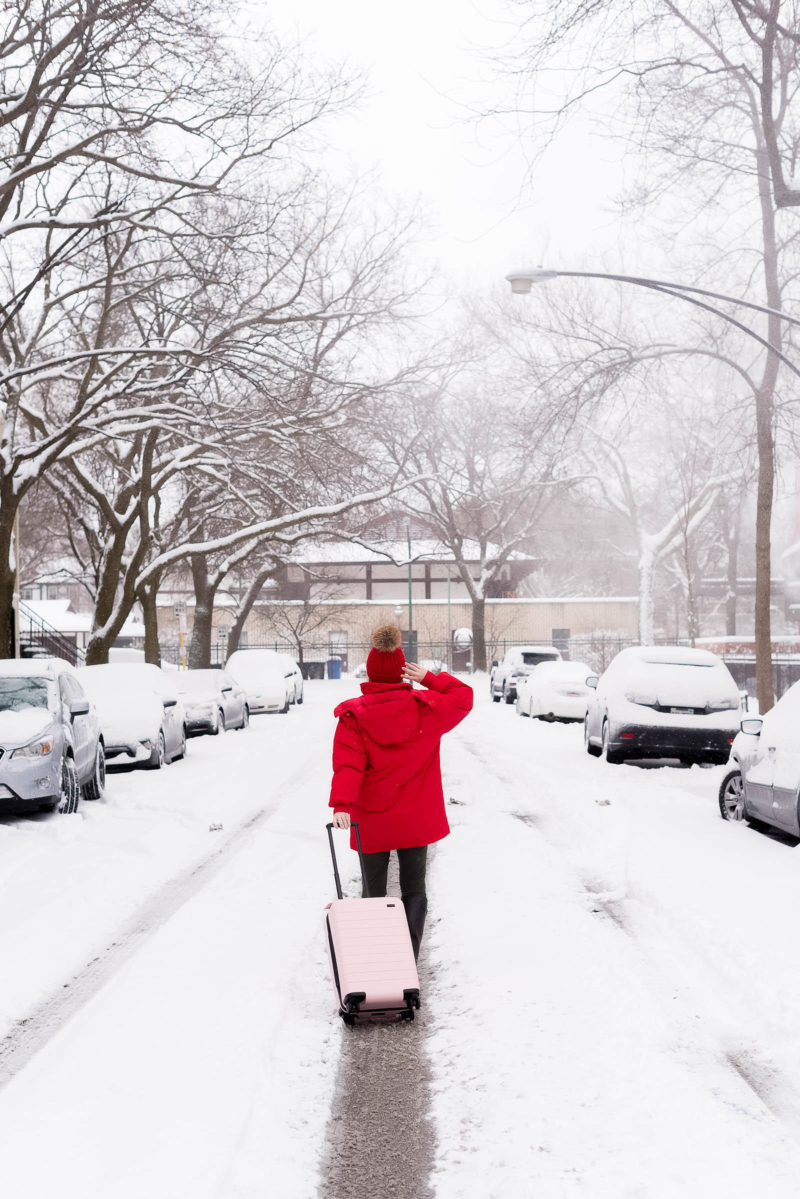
xmin=670 ymin=707 xmax=693 ymax=714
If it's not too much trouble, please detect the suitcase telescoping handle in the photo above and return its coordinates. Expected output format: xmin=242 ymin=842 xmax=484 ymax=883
xmin=326 ymin=821 xmax=370 ymax=899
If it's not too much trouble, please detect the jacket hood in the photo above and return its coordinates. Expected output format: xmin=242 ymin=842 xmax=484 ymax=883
xmin=334 ymin=681 xmax=423 ymax=745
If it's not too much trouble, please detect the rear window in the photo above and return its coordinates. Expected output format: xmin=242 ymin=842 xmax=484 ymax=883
xmin=521 ymin=652 xmax=559 ymax=666
xmin=0 ymin=677 xmax=49 ymax=711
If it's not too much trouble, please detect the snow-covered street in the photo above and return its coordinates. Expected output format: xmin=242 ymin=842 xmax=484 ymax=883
xmin=1 ymin=679 xmax=800 ymax=1196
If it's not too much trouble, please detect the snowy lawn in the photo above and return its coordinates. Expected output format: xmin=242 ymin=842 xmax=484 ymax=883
xmin=0 ymin=677 xmax=799 ymax=1196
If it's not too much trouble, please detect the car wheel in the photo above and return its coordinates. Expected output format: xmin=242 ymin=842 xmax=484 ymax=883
xmin=58 ymin=757 xmax=81 ymax=814
xmin=601 ymin=720 xmax=624 ymax=765
xmin=516 ymin=696 xmax=526 ymax=716
xmin=279 ymin=693 xmax=290 ymax=714
xmin=504 ymin=685 xmax=515 ymax=704
xmin=176 ymin=725 xmax=188 ymax=759
xmin=719 ymin=769 xmax=746 ymax=821
xmin=239 ymin=704 xmax=250 ymax=730
xmin=83 ymin=743 xmax=106 ymax=801
xmin=146 ymin=730 xmax=166 ymax=770
xmin=216 ymin=708 xmax=225 ymax=734
xmin=585 ymin=716 xmax=602 ymax=757
xmin=297 ymin=688 xmax=303 ymax=705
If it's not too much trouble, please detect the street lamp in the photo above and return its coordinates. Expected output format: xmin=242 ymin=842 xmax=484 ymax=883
xmin=507 ymin=264 xmax=800 ymax=713
xmin=505 ymin=267 xmax=800 ymax=380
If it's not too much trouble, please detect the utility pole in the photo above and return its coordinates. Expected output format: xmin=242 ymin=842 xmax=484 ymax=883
xmin=407 ymin=526 xmax=413 ymax=644
xmin=446 ymin=561 xmax=451 ymax=672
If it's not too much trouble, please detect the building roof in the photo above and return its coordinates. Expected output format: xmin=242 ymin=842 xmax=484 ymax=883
xmin=289 ymin=539 xmax=534 ymax=566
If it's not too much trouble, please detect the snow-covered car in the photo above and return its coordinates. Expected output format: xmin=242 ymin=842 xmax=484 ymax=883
xmin=225 ymin=650 xmax=293 ymax=714
xmin=77 ymin=663 xmax=187 ymax=768
xmin=0 ymin=658 xmax=104 ymax=815
xmin=272 ymin=653 xmax=303 ymax=704
xmin=515 ymin=660 xmax=596 ymax=722
xmin=719 ymin=680 xmax=800 ymax=830
xmin=490 ymin=645 xmax=563 ymax=703
xmin=176 ymin=669 xmax=249 ymax=734
xmin=585 ymin=646 xmax=741 ymax=766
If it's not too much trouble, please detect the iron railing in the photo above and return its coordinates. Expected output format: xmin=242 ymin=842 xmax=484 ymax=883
xmin=17 ymin=601 xmax=85 ymax=666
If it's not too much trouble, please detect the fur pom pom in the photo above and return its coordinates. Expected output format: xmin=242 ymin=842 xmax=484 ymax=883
xmin=372 ymin=623 xmax=402 ymax=652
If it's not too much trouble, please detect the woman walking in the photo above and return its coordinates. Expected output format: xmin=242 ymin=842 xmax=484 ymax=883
xmin=329 ymin=624 xmax=473 ymax=959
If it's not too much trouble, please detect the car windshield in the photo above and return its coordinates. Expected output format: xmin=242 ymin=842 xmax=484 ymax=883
xmin=0 ymin=677 xmax=49 ymax=711
xmin=177 ymin=672 xmax=219 ymax=694
xmin=521 ymin=652 xmax=558 ymax=666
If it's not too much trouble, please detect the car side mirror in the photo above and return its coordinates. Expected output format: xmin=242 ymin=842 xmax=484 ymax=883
xmin=741 ymin=718 xmax=763 ymax=735
xmin=163 ymin=697 xmax=177 ymax=708
xmin=491 ymin=660 xmax=498 ymax=669
xmin=69 ymin=699 xmax=90 ymax=719
xmin=586 ymin=676 xmax=599 ymax=689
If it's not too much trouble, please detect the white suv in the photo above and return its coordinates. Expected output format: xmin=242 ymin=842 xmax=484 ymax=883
xmin=490 ymin=646 xmax=563 ymax=704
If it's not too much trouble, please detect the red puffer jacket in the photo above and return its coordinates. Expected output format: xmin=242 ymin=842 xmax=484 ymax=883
xmin=329 ymin=671 xmax=473 ymax=853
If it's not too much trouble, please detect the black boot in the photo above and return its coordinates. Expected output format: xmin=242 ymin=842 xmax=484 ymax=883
xmin=402 ymin=893 xmax=428 ymax=962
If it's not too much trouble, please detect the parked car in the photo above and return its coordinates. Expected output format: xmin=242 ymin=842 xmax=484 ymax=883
xmin=77 ymin=663 xmax=187 ymax=768
xmin=272 ymin=653 xmax=303 ymax=704
xmin=719 ymin=680 xmax=800 ymax=831
xmin=515 ymin=660 xmax=596 ymax=722
xmin=490 ymin=646 xmax=563 ymax=703
xmin=585 ymin=646 xmax=741 ymax=766
xmin=225 ymin=650 xmax=293 ymax=714
xmin=176 ymin=669 xmax=249 ymax=734
xmin=0 ymin=658 xmax=104 ymax=815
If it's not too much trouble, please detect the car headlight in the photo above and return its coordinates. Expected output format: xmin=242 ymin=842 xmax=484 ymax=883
xmin=11 ymin=735 xmax=55 ymax=759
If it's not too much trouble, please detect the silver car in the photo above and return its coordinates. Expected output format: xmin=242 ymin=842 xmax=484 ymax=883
xmin=719 ymin=680 xmax=800 ymax=831
xmin=177 ymin=669 xmax=249 ymax=734
xmin=0 ymin=658 xmax=104 ymax=815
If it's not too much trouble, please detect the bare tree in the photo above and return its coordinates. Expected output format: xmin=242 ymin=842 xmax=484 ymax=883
xmin=489 ymin=0 xmax=800 ymax=710
xmin=378 ymin=386 xmax=581 ymax=671
xmin=0 ymin=0 xmax=361 ymax=655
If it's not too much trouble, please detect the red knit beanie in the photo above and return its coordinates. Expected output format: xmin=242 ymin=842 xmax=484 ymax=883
xmin=366 ymin=624 xmax=406 ymax=683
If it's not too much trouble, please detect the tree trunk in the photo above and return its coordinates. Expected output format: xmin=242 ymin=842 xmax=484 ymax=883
xmin=0 ymin=492 xmax=17 ymax=659
xmin=471 ymin=596 xmax=487 ymax=672
xmin=188 ymin=554 xmax=218 ymax=670
xmin=139 ymin=577 xmax=162 ymax=667
xmin=755 ymin=141 xmax=780 ymax=714
xmin=638 ymin=549 xmax=655 ymax=644
xmin=755 ymin=392 xmax=775 ymax=711
xmin=226 ymin=566 xmax=272 ymax=660
xmin=85 ymin=530 xmax=133 ymax=665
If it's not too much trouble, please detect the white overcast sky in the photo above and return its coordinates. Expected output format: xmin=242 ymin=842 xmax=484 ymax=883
xmin=264 ymin=0 xmax=630 ymax=290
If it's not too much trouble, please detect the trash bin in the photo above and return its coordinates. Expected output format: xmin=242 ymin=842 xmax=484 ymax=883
xmin=326 ymin=657 xmax=342 ymax=680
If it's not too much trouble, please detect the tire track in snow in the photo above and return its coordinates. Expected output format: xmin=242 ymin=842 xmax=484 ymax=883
xmin=453 ymin=713 xmax=800 ymax=1138
xmin=0 ymin=799 xmax=282 ymax=1090
xmin=317 ymin=857 xmax=436 ymax=1199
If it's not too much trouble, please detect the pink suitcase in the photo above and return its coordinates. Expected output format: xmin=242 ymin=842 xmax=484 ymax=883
xmin=325 ymin=822 xmax=420 ymax=1025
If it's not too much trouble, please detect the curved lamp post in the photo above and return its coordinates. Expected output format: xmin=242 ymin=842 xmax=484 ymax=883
xmin=506 ymin=268 xmax=800 ymax=380
xmin=506 ymin=266 xmax=798 ymax=711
